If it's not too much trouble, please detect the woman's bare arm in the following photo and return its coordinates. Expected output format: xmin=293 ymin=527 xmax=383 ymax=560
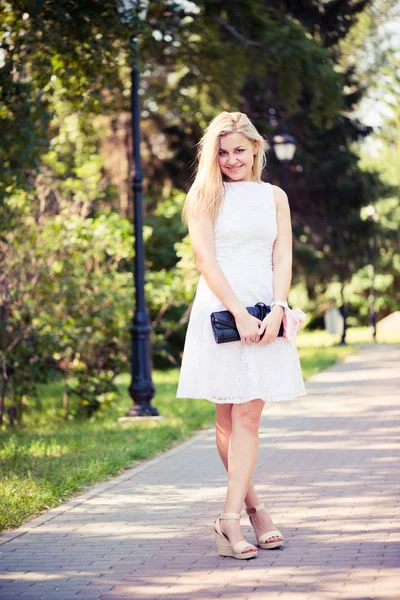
xmin=271 ymin=185 xmax=293 ymax=308
xmin=188 ymin=212 xmax=262 ymax=343
xmin=188 ymin=213 xmax=247 ymax=318
xmin=256 ymin=186 xmax=293 ymax=343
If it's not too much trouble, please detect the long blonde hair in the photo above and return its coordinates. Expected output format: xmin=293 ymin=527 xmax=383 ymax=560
xmin=181 ymin=111 xmax=268 ymax=225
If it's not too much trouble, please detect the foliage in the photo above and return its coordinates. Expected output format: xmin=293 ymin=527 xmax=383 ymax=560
xmin=140 ymin=0 xmax=345 ymax=193
xmin=144 ymin=190 xmax=199 ymax=366
xmin=0 ymin=0 xmax=126 ymax=211
xmin=353 ymin=118 xmax=400 ymax=316
xmin=0 ymin=78 xmax=134 ymax=423
xmin=322 ymin=2 xmax=400 ymax=319
xmin=0 ymin=208 xmax=133 ymax=422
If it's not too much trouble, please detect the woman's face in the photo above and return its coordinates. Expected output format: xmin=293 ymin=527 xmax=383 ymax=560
xmin=218 ymin=132 xmax=257 ymax=182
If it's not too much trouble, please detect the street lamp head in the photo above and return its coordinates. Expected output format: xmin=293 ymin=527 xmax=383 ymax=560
xmin=117 ymin=0 xmax=149 ymax=24
xmin=363 ymin=204 xmax=378 ymax=223
xmin=272 ymin=132 xmax=297 ymax=162
xmin=364 ymin=204 xmax=376 ymax=217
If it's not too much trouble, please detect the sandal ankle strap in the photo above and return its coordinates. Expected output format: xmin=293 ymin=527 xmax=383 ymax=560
xmin=219 ymin=512 xmax=241 ymax=520
xmin=245 ymin=502 xmax=265 ymax=515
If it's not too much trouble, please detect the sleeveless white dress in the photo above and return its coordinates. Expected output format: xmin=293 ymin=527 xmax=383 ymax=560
xmin=176 ymin=181 xmax=307 ymax=404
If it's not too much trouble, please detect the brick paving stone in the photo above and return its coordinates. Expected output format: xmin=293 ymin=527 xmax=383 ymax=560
xmin=0 ymin=344 xmax=399 ymax=599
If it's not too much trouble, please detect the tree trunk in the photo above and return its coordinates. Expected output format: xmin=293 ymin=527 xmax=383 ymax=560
xmin=63 ymin=370 xmax=70 ymax=419
xmin=0 ymin=376 xmax=7 ymax=426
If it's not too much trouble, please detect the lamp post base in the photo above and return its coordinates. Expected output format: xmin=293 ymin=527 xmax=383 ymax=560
xmin=124 ymin=402 xmax=159 ymax=417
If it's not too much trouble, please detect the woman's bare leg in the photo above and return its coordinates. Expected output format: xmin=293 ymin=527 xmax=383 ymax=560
xmin=215 ymin=404 xmax=261 ymax=508
xmin=215 ymin=403 xmax=284 ymax=545
xmin=215 ymin=399 xmax=264 ymax=550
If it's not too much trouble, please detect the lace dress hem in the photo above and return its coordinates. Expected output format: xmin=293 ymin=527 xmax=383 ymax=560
xmin=175 ymin=388 xmax=308 ymax=404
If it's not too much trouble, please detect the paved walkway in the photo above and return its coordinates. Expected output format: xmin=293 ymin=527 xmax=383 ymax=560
xmin=1 ymin=344 xmax=399 ymax=600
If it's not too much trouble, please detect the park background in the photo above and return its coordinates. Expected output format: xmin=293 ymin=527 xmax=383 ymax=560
xmin=0 ymin=0 xmax=399 ymax=534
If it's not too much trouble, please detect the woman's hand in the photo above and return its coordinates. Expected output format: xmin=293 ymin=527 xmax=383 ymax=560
xmin=234 ymin=309 xmax=263 ymax=344
xmin=256 ymin=306 xmax=284 ymax=345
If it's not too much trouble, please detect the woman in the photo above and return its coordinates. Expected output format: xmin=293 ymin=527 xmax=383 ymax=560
xmin=176 ymin=111 xmax=307 ymax=560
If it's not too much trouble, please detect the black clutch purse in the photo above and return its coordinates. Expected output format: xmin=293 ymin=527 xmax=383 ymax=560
xmin=210 ymin=302 xmax=284 ymax=344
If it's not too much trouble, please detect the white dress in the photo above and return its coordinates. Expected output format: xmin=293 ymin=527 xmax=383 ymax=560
xmin=176 ymin=181 xmax=307 ymax=404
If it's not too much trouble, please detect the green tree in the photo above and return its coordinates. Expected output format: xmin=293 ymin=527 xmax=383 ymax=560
xmin=0 ymin=207 xmax=134 ymax=422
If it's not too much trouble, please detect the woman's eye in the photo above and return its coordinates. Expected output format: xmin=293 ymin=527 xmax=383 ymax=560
xmin=219 ymin=149 xmax=244 ymax=155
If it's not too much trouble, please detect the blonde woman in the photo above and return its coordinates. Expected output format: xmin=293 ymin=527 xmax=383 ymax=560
xmin=176 ymin=111 xmax=307 ymax=560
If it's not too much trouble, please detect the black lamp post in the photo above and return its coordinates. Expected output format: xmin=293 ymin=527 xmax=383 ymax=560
xmin=365 ymin=204 xmax=378 ymax=343
xmin=117 ymin=0 xmax=158 ymax=417
xmin=272 ymin=132 xmax=297 ymax=193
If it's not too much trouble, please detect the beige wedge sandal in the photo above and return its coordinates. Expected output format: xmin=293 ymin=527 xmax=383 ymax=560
xmin=245 ymin=502 xmax=284 ymax=549
xmin=213 ymin=512 xmax=258 ymax=559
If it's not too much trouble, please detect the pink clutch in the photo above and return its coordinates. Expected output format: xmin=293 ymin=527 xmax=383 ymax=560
xmin=282 ymin=307 xmax=307 ymax=342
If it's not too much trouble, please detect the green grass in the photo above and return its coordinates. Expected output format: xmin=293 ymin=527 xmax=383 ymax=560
xmin=0 ymin=371 xmax=215 ymax=534
xmin=1 ymin=327 xmax=394 ymax=535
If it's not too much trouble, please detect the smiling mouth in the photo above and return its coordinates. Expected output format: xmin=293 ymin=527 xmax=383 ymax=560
xmin=227 ymin=165 xmax=243 ymax=171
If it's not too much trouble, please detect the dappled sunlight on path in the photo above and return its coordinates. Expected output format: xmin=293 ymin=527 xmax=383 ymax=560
xmin=0 ymin=345 xmax=399 ymax=599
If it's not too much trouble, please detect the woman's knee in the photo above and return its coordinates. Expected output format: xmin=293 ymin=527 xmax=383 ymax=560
xmin=215 ymin=404 xmax=233 ymax=436
xmin=232 ymin=399 xmax=264 ymax=433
